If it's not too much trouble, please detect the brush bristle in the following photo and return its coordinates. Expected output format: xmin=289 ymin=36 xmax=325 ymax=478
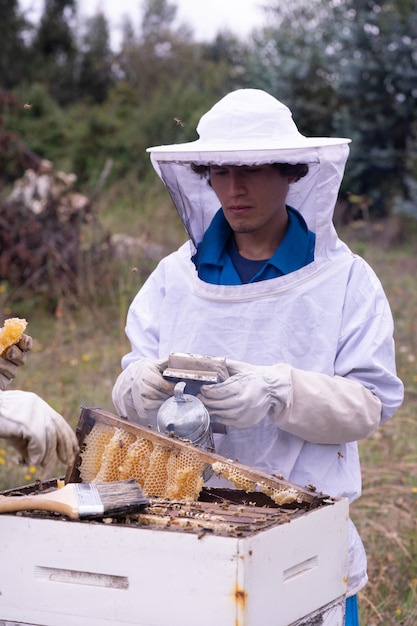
xmin=77 ymin=479 xmax=149 ymax=518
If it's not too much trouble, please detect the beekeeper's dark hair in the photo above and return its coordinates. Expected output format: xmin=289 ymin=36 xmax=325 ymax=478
xmin=190 ymin=162 xmax=309 ymax=183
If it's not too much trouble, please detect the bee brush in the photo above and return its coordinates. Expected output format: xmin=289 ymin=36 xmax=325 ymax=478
xmin=0 ymin=479 xmax=148 ymax=519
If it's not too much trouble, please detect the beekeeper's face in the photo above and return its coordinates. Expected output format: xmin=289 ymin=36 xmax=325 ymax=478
xmin=209 ymin=164 xmax=293 ymax=239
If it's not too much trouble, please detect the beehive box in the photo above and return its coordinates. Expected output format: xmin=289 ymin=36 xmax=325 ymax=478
xmin=0 ymin=408 xmax=349 ymax=626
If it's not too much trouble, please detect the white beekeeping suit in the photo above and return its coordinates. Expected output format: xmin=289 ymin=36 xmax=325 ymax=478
xmin=113 ymin=89 xmax=404 ymax=599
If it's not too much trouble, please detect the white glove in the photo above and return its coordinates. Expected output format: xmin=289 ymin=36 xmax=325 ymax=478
xmin=0 ymin=390 xmax=79 ymax=468
xmin=198 ymin=359 xmax=291 ymax=429
xmin=0 ymin=334 xmax=33 ymax=391
xmin=112 ymin=358 xmax=176 ymax=427
xmin=199 ymin=359 xmax=382 ymax=443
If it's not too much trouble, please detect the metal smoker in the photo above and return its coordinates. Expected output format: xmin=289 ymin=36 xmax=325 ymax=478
xmin=157 ymin=381 xmax=214 ymax=451
xmin=157 ymin=381 xmax=214 ymax=480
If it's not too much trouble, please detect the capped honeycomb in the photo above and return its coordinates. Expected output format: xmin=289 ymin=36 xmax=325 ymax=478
xmin=79 ymin=422 xmax=207 ymax=501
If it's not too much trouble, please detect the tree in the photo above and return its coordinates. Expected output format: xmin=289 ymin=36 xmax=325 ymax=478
xmin=0 ymin=0 xmax=33 ymax=88
xmin=248 ymin=0 xmax=417 ymax=216
xmin=330 ymin=0 xmax=417 ymax=215
xmin=242 ymin=1 xmax=339 ymax=136
xmin=141 ymin=0 xmax=178 ymax=43
xmin=77 ymin=12 xmax=114 ymax=104
xmin=31 ymin=0 xmax=78 ymax=105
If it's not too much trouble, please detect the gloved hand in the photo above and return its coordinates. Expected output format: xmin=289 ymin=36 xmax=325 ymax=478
xmin=112 ymin=358 xmax=176 ymax=427
xmin=198 ymin=359 xmax=292 ymax=429
xmin=199 ymin=358 xmax=382 ymax=444
xmin=0 ymin=334 xmax=33 ymax=391
xmin=0 ymin=390 xmax=79 ymax=469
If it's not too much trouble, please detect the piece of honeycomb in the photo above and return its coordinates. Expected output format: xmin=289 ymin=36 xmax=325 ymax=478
xmin=118 ymin=438 xmax=153 ymax=484
xmin=262 ymin=484 xmax=299 ymax=506
xmin=212 ymin=461 xmax=298 ymax=506
xmin=143 ymin=446 xmax=171 ymax=497
xmin=79 ymin=423 xmax=207 ymax=501
xmin=212 ymin=461 xmax=257 ymax=492
xmin=94 ymin=429 xmax=137 ymax=483
xmin=0 ymin=317 xmax=27 ymax=356
xmin=78 ymin=422 xmax=115 ymax=482
xmin=164 ymin=450 xmax=206 ymax=500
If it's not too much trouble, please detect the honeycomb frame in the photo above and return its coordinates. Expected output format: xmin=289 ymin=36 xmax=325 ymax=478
xmin=66 ymin=407 xmax=329 ymax=507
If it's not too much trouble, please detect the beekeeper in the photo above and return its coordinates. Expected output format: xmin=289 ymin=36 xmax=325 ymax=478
xmin=112 ymin=89 xmax=404 ymax=625
xmin=0 ymin=333 xmax=78 ymax=469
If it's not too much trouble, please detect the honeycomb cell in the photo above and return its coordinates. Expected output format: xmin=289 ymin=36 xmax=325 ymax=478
xmin=263 ymin=485 xmax=298 ymax=506
xmin=94 ymin=428 xmax=137 ymax=482
xmin=143 ymin=445 xmax=171 ymax=497
xmin=165 ymin=449 xmax=206 ymax=501
xmin=79 ymin=423 xmax=115 ymax=482
xmin=212 ymin=462 xmax=256 ymax=492
xmin=119 ymin=438 xmax=154 ymax=484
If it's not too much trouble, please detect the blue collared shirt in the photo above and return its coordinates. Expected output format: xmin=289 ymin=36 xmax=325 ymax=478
xmin=192 ymin=206 xmax=315 ymax=285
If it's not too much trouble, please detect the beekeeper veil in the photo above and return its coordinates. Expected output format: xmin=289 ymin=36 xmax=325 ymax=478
xmin=147 ymin=89 xmax=351 ymax=265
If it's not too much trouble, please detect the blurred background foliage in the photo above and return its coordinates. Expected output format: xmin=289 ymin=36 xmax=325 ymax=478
xmin=0 ymin=0 xmax=416 ymax=217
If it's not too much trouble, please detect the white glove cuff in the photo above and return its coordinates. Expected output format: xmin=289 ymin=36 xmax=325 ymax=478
xmin=262 ymin=363 xmax=293 ymax=415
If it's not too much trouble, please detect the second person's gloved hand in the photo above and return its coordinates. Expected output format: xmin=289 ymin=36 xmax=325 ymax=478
xmin=0 ymin=334 xmax=34 ymax=391
xmin=0 ymin=389 xmax=79 ymax=469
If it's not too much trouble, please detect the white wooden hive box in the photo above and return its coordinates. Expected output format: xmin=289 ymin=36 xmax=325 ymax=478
xmin=0 ymin=408 xmax=349 ymax=625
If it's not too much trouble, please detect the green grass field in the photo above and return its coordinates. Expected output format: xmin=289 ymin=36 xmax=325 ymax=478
xmin=0 ymin=211 xmax=415 ymax=624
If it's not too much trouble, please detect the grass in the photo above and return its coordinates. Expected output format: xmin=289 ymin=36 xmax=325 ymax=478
xmin=0 ymin=201 xmax=416 ymax=623
xmin=341 ymin=225 xmax=417 ymax=625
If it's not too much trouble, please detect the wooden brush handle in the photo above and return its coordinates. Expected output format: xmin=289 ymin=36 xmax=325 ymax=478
xmin=0 ymin=486 xmax=78 ymax=518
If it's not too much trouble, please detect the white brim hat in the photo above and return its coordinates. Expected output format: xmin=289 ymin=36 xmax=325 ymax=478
xmin=147 ymin=89 xmax=350 ymax=164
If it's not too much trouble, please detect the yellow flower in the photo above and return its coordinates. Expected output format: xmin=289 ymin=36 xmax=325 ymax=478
xmin=81 ymin=353 xmax=90 ymax=362
xmin=0 ymin=449 xmax=7 ymax=456
xmin=0 ymin=457 xmax=5 ymax=465
xmin=396 ymin=609 xmax=402 ymax=616
xmin=411 ymin=487 xmax=417 ymax=494
xmin=28 ymin=466 xmax=36 ymax=474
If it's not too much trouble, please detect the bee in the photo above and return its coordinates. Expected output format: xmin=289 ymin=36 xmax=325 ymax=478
xmin=23 ymin=103 xmax=32 ymax=110
xmin=338 ymin=451 xmax=344 ymax=459
xmin=173 ymin=117 xmax=184 ymax=127
xmin=307 ymin=483 xmax=317 ymax=492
